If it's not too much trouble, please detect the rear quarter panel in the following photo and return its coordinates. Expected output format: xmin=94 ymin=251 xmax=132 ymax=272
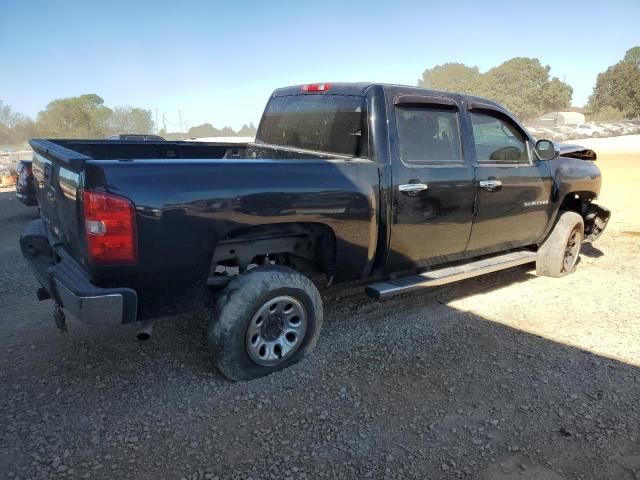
xmin=85 ymin=158 xmax=380 ymax=284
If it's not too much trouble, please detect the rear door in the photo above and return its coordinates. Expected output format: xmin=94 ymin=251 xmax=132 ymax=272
xmin=386 ymin=94 xmax=475 ymax=272
xmin=464 ymin=105 xmax=553 ymax=257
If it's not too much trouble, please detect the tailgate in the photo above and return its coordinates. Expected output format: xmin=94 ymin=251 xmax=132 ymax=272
xmin=30 ymin=140 xmax=87 ymax=262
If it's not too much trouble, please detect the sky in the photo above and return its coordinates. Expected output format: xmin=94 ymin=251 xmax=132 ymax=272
xmin=1 ymin=0 xmax=639 ymax=131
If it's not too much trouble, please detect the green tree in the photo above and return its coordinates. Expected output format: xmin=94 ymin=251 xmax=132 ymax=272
xmin=0 ymin=100 xmax=37 ymax=146
xmin=108 ymin=106 xmax=154 ymax=135
xmin=416 ymin=58 xmax=572 ymax=121
xmin=237 ymin=122 xmax=257 ymax=137
xmin=1 ymin=100 xmax=26 ymax=128
xmin=187 ymin=123 xmax=243 ymax=138
xmin=589 ymin=46 xmax=640 ymax=119
xmin=624 ymin=46 xmax=640 ymax=68
xmin=592 ymin=105 xmax=625 ymax=122
xmin=418 ymin=63 xmax=482 ymax=94
xmin=542 ymin=77 xmax=573 ymax=114
xmin=188 ymin=123 xmax=224 ymax=138
xmin=37 ymin=94 xmax=112 ymax=138
xmin=480 ymin=58 xmax=572 ymax=120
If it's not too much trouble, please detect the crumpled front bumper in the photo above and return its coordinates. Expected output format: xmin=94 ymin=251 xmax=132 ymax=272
xmin=584 ymin=203 xmax=610 ymax=243
xmin=20 ymin=219 xmax=138 ymax=325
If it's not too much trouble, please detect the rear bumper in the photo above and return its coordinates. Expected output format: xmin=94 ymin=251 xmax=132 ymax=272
xmin=20 ymin=219 xmax=138 ymax=325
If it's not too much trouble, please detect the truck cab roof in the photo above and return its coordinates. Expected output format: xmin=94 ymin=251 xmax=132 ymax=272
xmin=271 ymin=82 xmax=506 ymax=110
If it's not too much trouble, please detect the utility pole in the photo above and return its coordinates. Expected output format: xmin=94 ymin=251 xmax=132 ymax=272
xmin=154 ymin=108 xmax=159 ymax=134
xmin=162 ymin=114 xmax=166 ymax=133
xmin=178 ymin=110 xmax=183 ymax=139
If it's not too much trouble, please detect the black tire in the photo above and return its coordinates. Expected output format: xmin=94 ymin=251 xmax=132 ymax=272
xmin=536 ymin=211 xmax=584 ymax=277
xmin=208 ymin=266 xmax=323 ymax=381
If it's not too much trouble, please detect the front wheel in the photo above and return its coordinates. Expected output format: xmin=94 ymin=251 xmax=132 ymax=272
xmin=536 ymin=211 xmax=584 ymax=277
xmin=208 ymin=266 xmax=323 ymax=381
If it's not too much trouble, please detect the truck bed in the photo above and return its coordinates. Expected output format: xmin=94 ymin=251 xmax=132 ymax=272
xmin=30 ymin=139 xmax=248 ymax=171
xmin=28 ymin=138 xmax=380 ymax=318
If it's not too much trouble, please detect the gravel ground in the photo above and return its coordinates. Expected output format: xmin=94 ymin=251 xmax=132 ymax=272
xmin=1 ymin=144 xmax=639 ymax=479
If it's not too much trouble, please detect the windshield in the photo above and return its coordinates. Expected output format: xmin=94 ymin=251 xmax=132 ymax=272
xmin=256 ymin=95 xmax=365 ymax=157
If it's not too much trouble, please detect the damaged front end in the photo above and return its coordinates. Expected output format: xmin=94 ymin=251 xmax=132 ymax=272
xmin=554 ymin=142 xmax=610 ymax=242
xmin=584 ymin=203 xmax=611 ymax=242
xmin=557 ymin=143 xmax=597 ymax=161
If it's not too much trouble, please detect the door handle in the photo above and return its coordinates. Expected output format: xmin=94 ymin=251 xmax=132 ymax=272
xmin=398 ymin=183 xmax=428 ymax=194
xmin=479 ymin=179 xmax=502 ymax=191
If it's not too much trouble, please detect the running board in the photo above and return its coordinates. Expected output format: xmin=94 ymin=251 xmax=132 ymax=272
xmin=365 ymin=250 xmax=537 ymax=300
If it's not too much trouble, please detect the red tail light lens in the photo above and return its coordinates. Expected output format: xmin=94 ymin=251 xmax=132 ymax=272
xmin=301 ymin=83 xmax=331 ymax=93
xmin=83 ymin=190 xmax=137 ymax=264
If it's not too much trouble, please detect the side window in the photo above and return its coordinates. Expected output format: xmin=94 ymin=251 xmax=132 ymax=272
xmin=470 ymin=111 xmax=529 ymax=163
xmin=395 ymin=105 xmax=463 ymax=165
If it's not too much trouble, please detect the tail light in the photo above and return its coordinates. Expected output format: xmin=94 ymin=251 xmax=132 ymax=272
xmin=83 ymin=190 xmax=137 ymax=264
xmin=301 ymin=83 xmax=331 ymax=93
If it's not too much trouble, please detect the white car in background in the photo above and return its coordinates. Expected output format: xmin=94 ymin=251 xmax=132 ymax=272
xmin=575 ymin=123 xmax=609 ymax=138
xmin=526 ymin=126 xmax=569 ymax=142
xmin=614 ymin=122 xmax=639 ymax=135
xmin=598 ymin=123 xmax=622 ymax=135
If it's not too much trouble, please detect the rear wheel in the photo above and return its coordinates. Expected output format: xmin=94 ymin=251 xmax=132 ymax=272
xmin=208 ymin=266 xmax=323 ymax=381
xmin=536 ymin=211 xmax=584 ymax=277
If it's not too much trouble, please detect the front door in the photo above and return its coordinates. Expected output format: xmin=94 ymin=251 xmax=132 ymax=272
xmin=465 ymin=107 xmax=553 ymax=257
xmin=386 ymin=95 xmax=475 ymax=272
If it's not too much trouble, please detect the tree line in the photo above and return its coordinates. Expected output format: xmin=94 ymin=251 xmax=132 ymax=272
xmin=2 ymin=47 xmax=638 ymax=147
xmin=0 ymin=95 xmax=257 ymax=147
xmin=159 ymin=122 xmax=257 ymax=141
xmin=588 ymin=47 xmax=640 ymax=120
xmin=418 ymin=46 xmax=640 ymax=122
xmin=418 ymin=58 xmax=572 ymax=121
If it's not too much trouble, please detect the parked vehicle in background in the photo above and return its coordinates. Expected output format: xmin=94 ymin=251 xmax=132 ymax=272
xmin=15 ymin=160 xmax=37 ymax=206
xmin=563 ymin=124 xmax=588 ymax=139
xmin=22 ymin=82 xmax=610 ymax=381
xmin=575 ymin=124 xmax=609 ymax=138
xmin=601 ymin=123 xmax=623 ymax=135
xmin=555 ymin=125 xmax=579 ymax=139
xmin=594 ymin=123 xmax=618 ymax=136
xmin=526 ymin=126 xmax=569 ymax=142
xmin=106 ymin=134 xmax=166 ymax=141
xmin=613 ymin=122 xmax=638 ymax=135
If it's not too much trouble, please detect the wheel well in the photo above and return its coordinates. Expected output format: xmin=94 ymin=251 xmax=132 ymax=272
xmin=208 ymin=223 xmax=337 ymax=286
xmin=559 ymin=191 xmax=606 ymax=240
xmin=559 ymin=191 xmax=597 ymax=217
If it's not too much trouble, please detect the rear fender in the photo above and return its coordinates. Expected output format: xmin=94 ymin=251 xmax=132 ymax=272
xmin=207 ymin=223 xmax=337 ymax=286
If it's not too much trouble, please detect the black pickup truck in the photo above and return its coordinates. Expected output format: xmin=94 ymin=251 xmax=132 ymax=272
xmin=22 ymin=83 xmax=610 ymax=380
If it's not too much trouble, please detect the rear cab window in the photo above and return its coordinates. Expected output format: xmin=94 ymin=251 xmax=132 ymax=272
xmin=395 ymin=105 xmax=463 ymax=165
xmin=255 ymin=94 xmax=366 ymax=157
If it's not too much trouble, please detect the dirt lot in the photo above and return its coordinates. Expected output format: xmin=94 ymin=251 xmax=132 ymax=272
xmin=1 ymin=138 xmax=639 ymax=479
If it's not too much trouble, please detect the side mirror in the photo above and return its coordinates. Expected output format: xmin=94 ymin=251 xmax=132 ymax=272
xmin=535 ymin=139 xmax=558 ymax=161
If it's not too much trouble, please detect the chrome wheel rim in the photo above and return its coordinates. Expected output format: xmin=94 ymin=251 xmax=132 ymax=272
xmin=245 ymin=295 xmax=307 ymax=367
xmin=563 ymin=228 xmax=581 ymax=271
